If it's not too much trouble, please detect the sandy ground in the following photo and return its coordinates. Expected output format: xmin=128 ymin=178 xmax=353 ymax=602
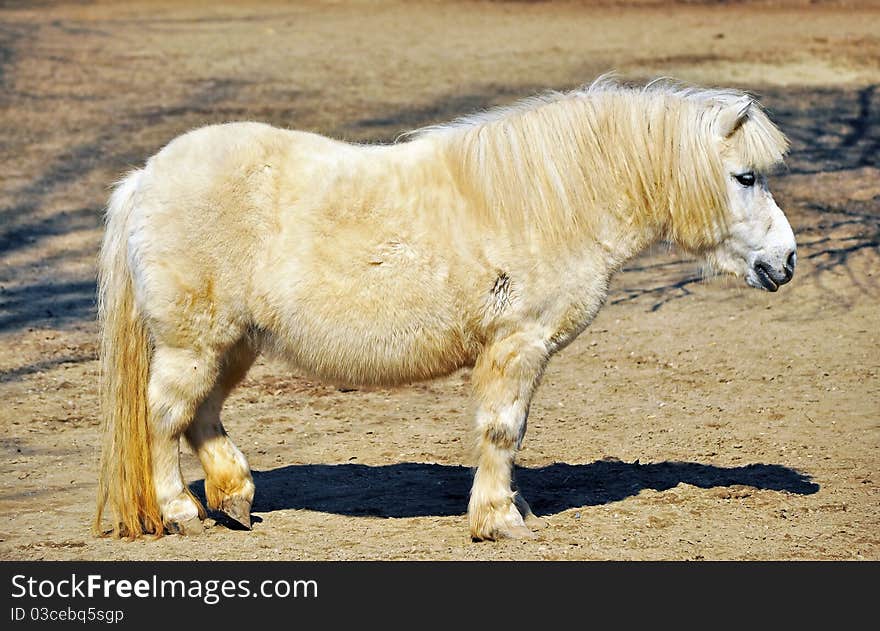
xmin=0 ymin=0 xmax=877 ymax=560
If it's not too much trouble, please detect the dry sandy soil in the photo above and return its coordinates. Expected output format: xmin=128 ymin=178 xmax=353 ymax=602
xmin=0 ymin=0 xmax=877 ymax=560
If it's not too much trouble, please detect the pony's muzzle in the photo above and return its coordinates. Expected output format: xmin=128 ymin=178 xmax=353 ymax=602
xmin=751 ymin=249 xmax=795 ymax=292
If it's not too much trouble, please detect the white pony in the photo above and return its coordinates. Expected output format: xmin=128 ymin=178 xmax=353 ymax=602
xmin=95 ymin=77 xmax=795 ymax=540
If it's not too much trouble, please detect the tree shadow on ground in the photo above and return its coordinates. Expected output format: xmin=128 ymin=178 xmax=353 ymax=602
xmin=189 ymin=459 xmax=818 ymax=520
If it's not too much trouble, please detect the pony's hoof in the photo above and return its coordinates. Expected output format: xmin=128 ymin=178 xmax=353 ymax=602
xmin=497 ymin=523 xmax=538 ymax=540
xmin=471 ymin=523 xmax=537 ymax=541
xmin=513 ymin=494 xmax=547 ymax=530
xmin=165 ymin=516 xmax=204 ymax=536
xmin=220 ymin=496 xmax=252 ymax=530
xmin=469 ymin=502 xmax=537 ymax=541
xmin=524 ymin=514 xmax=549 ymax=531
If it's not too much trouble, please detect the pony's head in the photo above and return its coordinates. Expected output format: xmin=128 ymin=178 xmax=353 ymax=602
xmin=419 ymin=78 xmax=796 ymax=293
xmin=679 ymin=92 xmax=796 ymax=292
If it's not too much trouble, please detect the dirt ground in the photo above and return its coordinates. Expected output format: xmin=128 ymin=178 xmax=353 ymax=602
xmin=0 ymin=0 xmax=877 ymax=560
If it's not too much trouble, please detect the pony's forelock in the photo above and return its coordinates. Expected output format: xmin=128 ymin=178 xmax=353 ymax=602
xmin=727 ymin=106 xmax=790 ymax=172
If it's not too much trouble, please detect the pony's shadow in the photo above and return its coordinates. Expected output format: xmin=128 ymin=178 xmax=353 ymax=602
xmin=190 ymin=459 xmax=819 ymax=521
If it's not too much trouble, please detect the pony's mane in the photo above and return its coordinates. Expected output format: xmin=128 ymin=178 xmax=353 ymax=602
xmin=411 ymin=77 xmax=789 ymax=251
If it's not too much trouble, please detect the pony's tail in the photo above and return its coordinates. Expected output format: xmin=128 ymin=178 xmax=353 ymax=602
xmin=94 ymin=169 xmax=164 ymax=538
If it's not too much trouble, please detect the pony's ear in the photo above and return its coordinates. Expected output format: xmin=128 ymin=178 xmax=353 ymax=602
xmin=716 ymin=95 xmax=752 ymax=138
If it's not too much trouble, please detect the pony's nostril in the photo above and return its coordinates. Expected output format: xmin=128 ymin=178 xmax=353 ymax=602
xmin=780 ymin=250 xmax=796 ymax=284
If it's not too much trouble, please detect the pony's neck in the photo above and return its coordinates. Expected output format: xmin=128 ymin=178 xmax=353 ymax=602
xmin=430 ymin=95 xmax=665 ymax=247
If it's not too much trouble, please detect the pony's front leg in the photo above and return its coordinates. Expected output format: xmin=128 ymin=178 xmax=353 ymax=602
xmin=468 ymin=332 xmax=548 ymax=541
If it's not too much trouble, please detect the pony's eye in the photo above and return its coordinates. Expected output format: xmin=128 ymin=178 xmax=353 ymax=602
xmin=734 ymin=172 xmax=756 ymax=187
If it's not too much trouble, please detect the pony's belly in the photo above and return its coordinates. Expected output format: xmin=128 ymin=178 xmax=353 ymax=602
xmin=255 ymin=257 xmax=476 ymax=386
xmin=264 ymin=313 xmax=474 ymax=387
xmin=253 ymin=212 xmax=482 ymax=386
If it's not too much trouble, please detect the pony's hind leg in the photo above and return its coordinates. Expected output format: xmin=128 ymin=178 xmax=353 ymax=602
xmin=468 ymin=332 xmax=548 ymax=541
xmin=185 ymin=338 xmax=257 ymax=529
xmin=148 ymin=344 xmax=222 ymax=535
